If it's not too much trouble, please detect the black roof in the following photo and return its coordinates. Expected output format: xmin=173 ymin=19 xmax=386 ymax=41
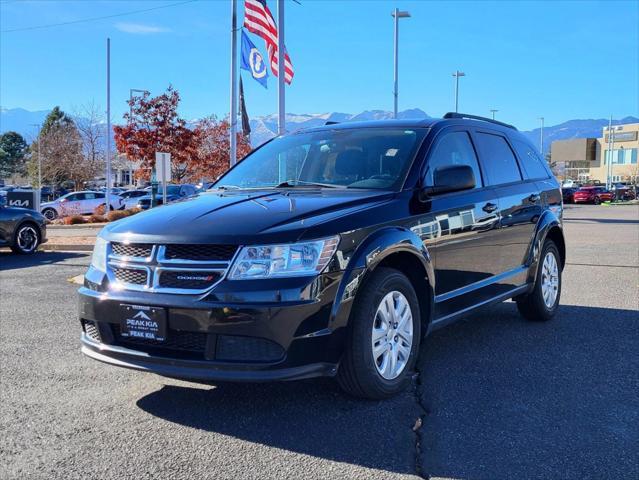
xmin=299 ymin=113 xmax=519 ymax=135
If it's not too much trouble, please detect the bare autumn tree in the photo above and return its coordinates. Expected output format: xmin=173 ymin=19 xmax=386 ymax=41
xmin=74 ymin=102 xmax=106 ymax=177
xmin=113 ymin=86 xmax=197 ymax=182
xmin=190 ymin=116 xmax=252 ymax=181
xmin=28 ymin=107 xmax=99 ymax=188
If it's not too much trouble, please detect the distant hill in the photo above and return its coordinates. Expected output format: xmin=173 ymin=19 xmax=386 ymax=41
xmin=2 ymin=107 xmax=637 ymax=155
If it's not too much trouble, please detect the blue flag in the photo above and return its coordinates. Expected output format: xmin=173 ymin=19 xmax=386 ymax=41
xmin=241 ymin=29 xmax=268 ymax=89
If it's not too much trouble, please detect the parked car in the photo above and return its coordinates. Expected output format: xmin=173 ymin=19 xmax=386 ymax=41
xmin=611 ymin=183 xmax=636 ymax=201
xmin=573 ymin=186 xmax=615 ymax=204
xmin=41 ymin=191 xmax=123 ymax=220
xmin=79 ymin=113 xmax=565 ymax=399
xmin=561 ymin=187 xmax=577 ymax=204
xmin=118 ymin=189 xmax=148 ymax=209
xmin=0 ymin=203 xmax=47 ymax=254
xmin=135 ymin=184 xmax=197 ymax=210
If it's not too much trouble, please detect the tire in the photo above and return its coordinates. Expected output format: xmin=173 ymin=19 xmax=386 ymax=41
xmin=516 ymin=240 xmax=561 ymax=322
xmin=594 ymin=196 xmax=601 ymax=205
xmin=42 ymin=208 xmax=57 ymax=220
xmin=337 ymin=267 xmax=421 ymax=399
xmin=10 ymin=223 xmax=41 ymax=254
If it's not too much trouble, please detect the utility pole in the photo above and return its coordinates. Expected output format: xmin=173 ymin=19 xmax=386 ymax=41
xmin=391 ymin=9 xmax=411 ymax=119
xmin=106 ymin=38 xmax=111 ymax=214
xmin=277 ymin=0 xmax=286 ymax=135
xmin=452 ymin=70 xmax=465 ymax=113
xmin=229 ymin=0 xmax=238 ymax=166
xmin=538 ymin=117 xmax=545 ymax=155
xmin=607 ymin=115 xmax=615 ymax=190
xmin=490 ymin=109 xmax=498 ymax=120
xmin=30 ymin=123 xmax=42 ymax=190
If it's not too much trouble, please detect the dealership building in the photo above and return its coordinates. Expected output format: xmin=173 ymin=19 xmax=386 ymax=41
xmin=550 ymin=122 xmax=639 ymax=183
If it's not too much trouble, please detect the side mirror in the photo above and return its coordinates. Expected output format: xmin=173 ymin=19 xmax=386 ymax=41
xmin=424 ymin=165 xmax=476 ymax=196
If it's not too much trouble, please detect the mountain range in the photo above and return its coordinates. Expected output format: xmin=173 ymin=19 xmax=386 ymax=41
xmin=2 ymin=107 xmax=637 ymax=154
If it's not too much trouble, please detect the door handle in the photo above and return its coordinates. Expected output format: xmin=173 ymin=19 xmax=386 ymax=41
xmin=482 ymin=202 xmax=498 ymax=213
xmin=528 ymin=193 xmax=541 ymax=202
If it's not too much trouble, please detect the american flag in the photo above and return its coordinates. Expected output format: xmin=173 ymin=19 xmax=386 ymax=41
xmin=243 ymin=0 xmax=294 ymax=85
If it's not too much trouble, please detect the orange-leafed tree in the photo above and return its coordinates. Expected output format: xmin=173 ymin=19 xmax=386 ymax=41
xmin=113 ymin=86 xmax=198 ymax=182
xmin=190 ymin=116 xmax=252 ymax=181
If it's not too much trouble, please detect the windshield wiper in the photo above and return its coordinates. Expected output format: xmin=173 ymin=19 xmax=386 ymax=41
xmin=213 ymin=185 xmax=240 ymax=190
xmin=275 ymin=180 xmax=340 ymax=189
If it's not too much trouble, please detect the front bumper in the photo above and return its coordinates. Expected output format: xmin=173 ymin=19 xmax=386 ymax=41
xmin=78 ymin=269 xmax=355 ymax=382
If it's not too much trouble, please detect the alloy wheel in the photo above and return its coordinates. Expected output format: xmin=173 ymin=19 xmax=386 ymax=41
xmin=371 ymin=291 xmax=413 ymax=380
xmin=541 ymin=251 xmax=559 ymax=308
xmin=16 ymin=225 xmax=39 ymax=253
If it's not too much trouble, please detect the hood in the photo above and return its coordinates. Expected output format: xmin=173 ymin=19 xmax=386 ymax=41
xmin=102 ymin=189 xmax=395 ymax=244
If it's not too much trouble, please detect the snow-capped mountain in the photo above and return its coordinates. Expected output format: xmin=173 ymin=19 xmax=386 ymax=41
xmin=2 ymin=107 xmax=637 ymax=154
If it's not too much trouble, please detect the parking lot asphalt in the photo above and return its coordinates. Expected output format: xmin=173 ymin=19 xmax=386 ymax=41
xmin=1 ymin=204 xmax=638 ymax=480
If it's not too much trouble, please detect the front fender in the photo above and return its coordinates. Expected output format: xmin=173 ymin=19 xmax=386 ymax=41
xmin=526 ymin=208 xmax=564 ymax=283
xmin=329 ymin=227 xmax=434 ymax=332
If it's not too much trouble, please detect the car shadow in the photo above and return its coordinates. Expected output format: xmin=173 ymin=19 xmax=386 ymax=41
xmin=0 ymin=250 xmax=89 ymax=271
xmin=418 ymin=302 xmax=639 ymax=480
xmin=136 ymin=377 xmax=421 ymax=475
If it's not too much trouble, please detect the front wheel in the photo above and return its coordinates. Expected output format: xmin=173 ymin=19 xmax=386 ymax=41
xmin=594 ymin=196 xmax=601 ymax=205
xmin=516 ymin=240 xmax=561 ymax=321
xmin=337 ymin=267 xmax=421 ymax=399
xmin=11 ymin=223 xmax=41 ymax=254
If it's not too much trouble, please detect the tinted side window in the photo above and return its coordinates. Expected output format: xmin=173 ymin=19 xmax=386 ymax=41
xmin=84 ymin=193 xmax=96 ymax=200
xmin=474 ymin=132 xmax=522 ymax=185
xmin=74 ymin=193 xmax=87 ymax=201
xmin=512 ymin=139 xmax=550 ymax=179
xmin=424 ymin=131 xmax=482 ymax=188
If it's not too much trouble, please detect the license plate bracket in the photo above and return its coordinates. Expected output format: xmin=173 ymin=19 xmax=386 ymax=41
xmin=118 ymin=304 xmax=167 ymax=342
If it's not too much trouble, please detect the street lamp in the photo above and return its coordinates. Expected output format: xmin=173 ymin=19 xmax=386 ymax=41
xmin=391 ymin=8 xmax=411 ymax=119
xmin=129 ymin=88 xmax=149 ymax=121
xmin=538 ymin=117 xmax=545 ymax=154
xmin=490 ymin=109 xmax=498 ymax=120
xmin=452 ymin=70 xmax=465 ymax=113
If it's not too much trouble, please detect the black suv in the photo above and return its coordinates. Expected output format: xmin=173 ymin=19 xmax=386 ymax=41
xmin=79 ymin=113 xmax=565 ymax=399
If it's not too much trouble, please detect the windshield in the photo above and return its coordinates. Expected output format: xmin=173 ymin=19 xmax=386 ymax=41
xmin=215 ymin=128 xmax=427 ymax=190
xmin=166 ymin=186 xmax=181 ymax=195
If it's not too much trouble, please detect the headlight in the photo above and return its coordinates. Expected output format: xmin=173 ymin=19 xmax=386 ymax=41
xmin=228 ymin=236 xmax=339 ymax=280
xmin=91 ymin=237 xmax=108 ymax=272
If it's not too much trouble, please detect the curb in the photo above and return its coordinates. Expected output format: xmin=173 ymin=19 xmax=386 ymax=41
xmin=47 ymin=224 xmax=105 ymax=230
xmin=40 ymin=244 xmax=94 ymax=252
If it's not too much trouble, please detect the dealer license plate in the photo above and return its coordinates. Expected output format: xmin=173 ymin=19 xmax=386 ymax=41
xmin=118 ymin=304 xmax=167 ymax=342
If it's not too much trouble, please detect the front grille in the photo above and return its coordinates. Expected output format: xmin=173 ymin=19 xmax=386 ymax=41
xmin=216 ymin=335 xmax=285 ymax=363
xmin=112 ymin=324 xmax=207 ymax=359
xmin=82 ymin=320 xmax=101 ymax=342
xmin=164 ymin=244 xmax=237 ymax=262
xmin=113 ymin=267 xmax=147 ymax=285
xmin=157 ymin=270 xmax=222 ymax=290
xmin=112 ymin=242 xmax=153 ymax=258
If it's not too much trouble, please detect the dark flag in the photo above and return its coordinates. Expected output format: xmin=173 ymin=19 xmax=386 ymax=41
xmin=239 ymin=76 xmax=251 ymax=138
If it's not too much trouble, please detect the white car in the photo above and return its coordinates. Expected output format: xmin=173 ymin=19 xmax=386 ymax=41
xmin=118 ymin=189 xmax=148 ymax=209
xmin=40 ymin=191 xmax=123 ymax=220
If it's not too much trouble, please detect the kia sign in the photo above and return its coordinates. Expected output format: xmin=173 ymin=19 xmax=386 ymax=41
xmin=6 ymin=190 xmax=40 ymax=211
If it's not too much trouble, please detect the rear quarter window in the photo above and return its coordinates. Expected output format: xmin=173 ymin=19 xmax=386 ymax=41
xmin=512 ymin=139 xmax=550 ymax=180
xmin=474 ymin=132 xmax=522 ymax=185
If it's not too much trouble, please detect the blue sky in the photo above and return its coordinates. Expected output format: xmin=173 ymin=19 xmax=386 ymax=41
xmin=1 ymin=0 xmax=637 ymax=130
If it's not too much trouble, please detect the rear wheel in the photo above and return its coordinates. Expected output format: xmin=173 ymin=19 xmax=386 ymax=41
xmin=11 ymin=223 xmax=40 ymax=254
xmin=516 ymin=240 xmax=561 ymax=321
xmin=594 ymin=196 xmax=601 ymax=205
xmin=337 ymin=267 xmax=421 ymax=399
xmin=42 ymin=208 xmax=57 ymax=220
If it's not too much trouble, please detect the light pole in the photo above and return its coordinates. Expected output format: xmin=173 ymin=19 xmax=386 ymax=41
xmin=129 ymin=89 xmax=149 ymax=121
xmin=452 ymin=70 xmax=465 ymax=113
xmin=29 ymin=123 xmax=42 ymax=190
xmin=490 ymin=109 xmax=498 ymax=120
xmin=538 ymin=117 xmax=545 ymax=154
xmin=392 ymin=8 xmax=411 ymax=119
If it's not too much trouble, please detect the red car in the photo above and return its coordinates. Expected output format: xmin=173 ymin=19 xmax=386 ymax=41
xmin=573 ymin=186 xmax=615 ymax=204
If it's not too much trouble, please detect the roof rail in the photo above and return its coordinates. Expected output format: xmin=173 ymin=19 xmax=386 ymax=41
xmin=325 ymin=120 xmax=340 ymax=125
xmin=443 ymin=112 xmax=517 ymax=130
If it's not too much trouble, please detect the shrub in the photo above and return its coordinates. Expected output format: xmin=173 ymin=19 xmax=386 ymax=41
xmin=106 ymin=210 xmax=130 ymax=222
xmin=124 ymin=207 xmax=142 ymax=216
xmin=93 ymin=204 xmax=106 ymax=215
xmin=88 ymin=215 xmax=107 ymax=223
xmin=63 ymin=215 xmax=87 ymax=225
